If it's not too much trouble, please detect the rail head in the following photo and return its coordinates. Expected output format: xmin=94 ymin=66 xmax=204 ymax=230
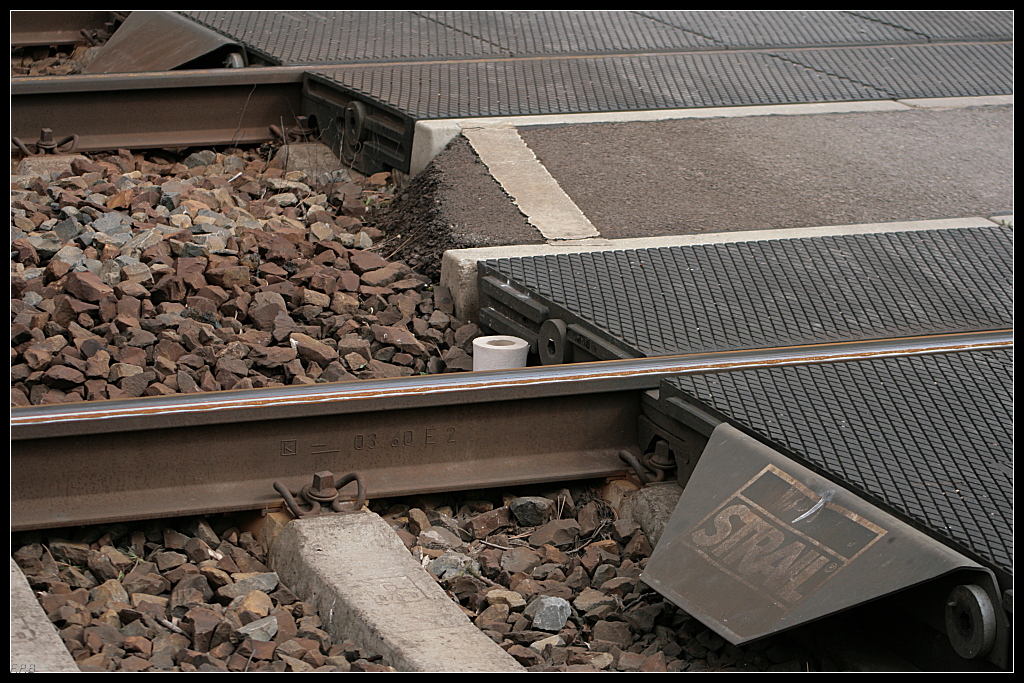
xmin=11 ymin=331 xmax=1012 ymax=440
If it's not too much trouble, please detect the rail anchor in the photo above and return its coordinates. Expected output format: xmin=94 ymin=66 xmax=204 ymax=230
xmin=269 ymin=116 xmax=315 ymax=144
xmin=12 ymin=128 xmax=80 ymax=157
xmin=274 ymin=470 xmax=366 ymax=519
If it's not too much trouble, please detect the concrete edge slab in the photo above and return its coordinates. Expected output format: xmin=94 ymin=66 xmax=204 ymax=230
xmin=410 ymin=97 xmax=1010 ymax=176
xmin=268 ymin=513 xmax=524 ymax=673
xmin=441 ymin=216 xmax=1005 ymax=322
xmin=10 ymin=558 xmax=80 ymax=673
xmin=898 ymin=95 xmax=1013 ymax=109
xmin=462 ymin=126 xmax=599 ymax=242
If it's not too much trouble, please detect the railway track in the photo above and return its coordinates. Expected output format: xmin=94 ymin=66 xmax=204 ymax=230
xmin=11 ymin=11 xmax=1013 ymax=672
xmin=11 ymin=331 xmax=1010 ymax=532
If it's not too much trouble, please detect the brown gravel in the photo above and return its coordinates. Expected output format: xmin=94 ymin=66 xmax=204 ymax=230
xmin=12 ymin=516 xmax=394 ymax=672
xmin=373 ymin=481 xmax=819 ymax=672
xmin=11 ymin=146 xmax=481 ymax=408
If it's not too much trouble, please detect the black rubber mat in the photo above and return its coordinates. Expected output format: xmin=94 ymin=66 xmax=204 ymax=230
xmin=659 ymin=348 xmax=1013 ymax=575
xmin=309 ymin=51 xmax=888 ymax=119
xmin=311 ymin=43 xmax=1008 ymax=119
xmin=182 ymin=11 xmax=509 ymax=64
xmin=181 ymin=10 xmax=718 ymax=64
xmin=180 ymin=11 xmax=1012 ymax=64
xmin=770 ymin=43 xmax=1013 ymax=99
xmin=638 ymin=10 xmax=925 ymax=48
xmin=479 ymin=226 xmax=1013 ymax=358
xmin=182 ymin=11 xmax=1010 ymax=121
xmin=844 ymin=10 xmax=1013 ymax=43
xmin=419 ymin=11 xmax=720 ymax=55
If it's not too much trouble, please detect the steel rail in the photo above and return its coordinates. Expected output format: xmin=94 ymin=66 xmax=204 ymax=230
xmin=10 ymin=11 xmax=123 ymax=48
xmin=12 ymin=329 xmax=1012 ymax=439
xmin=11 ymin=331 xmax=1010 ymax=531
xmin=11 ymin=68 xmax=309 ymax=153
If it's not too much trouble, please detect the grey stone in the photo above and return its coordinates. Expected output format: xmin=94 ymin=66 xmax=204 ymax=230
xmin=92 ymin=212 xmax=132 ymax=234
xmin=184 ymin=150 xmax=217 ymax=168
xmin=236 ymin=615 xmax=279 ymax=642
xmin=26 ymin=235 xmax=63 ymax=259
xmin=52 ymin=244 xmax=85 ymax=266
xmin=592 ymin=563 xmax=617 ymax=587
xmin=417 ymin=527 xmax=465 ymax=551
xmin=216 ymin=572 xmax=279 ymax=601
xmin=509 ymin=496 xmax=556 ymax=527
xmin=119 ymin=229 xmax=164 ymax=258
xmin=524 ymin=595 xmax=571 ymax=632
xmin=619 ymin=483 xmax=683 ymax=547
xmin=53 ymin=217 xmax=82 ymax=242
xmin=428 ymin=552 xmax=480 ymax=582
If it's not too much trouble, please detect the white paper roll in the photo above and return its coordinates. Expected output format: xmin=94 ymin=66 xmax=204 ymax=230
xmin=472 ymin=335 xmax=530 ymax=371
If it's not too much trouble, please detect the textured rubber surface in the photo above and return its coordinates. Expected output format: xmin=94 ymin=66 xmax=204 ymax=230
xmin=638 ymin=10 xmax=926 ymax=48
xmin=182 ymin=11 xmax=1012 ymax=64
xmin=770 ymin=43 xmax=1013 ymax=99
xmin=181 ymin=11 xmax=1011 ymax=119
xmin=659 ymin=349 xmax=1013 ymax=574
xmin=181 ymin=11 xmax=505 ymax=64
xmin=420 ymin=11 xmax=721 ymax=55
xmin=308 ymin=51 xmax=887 ymax=119
xmin=844 ymin=11 xmax=1013 ymax=43
xmin=481 ymin=226 xmax=1013 ymax=358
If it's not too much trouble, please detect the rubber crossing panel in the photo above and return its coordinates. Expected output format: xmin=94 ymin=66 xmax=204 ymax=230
xmin=181 ymin=11 xmax=1012 ymax=64
xmin=637 ymin=10 xmax=928 ymax=48
xmin=769 ymin=43 xmax=1013 ymax=99
xmin=843 ymin=11 xmax=1013 ymax=43
xmin=478 ymin=226 xmax=1013 ymax=359
xmin=181 ymin=11 xmax=1011 ymax=123
xmin=659 ymin=348 xmax=1013 ymax=576
xmin=307 ymin=51 xmax=890 ymax=120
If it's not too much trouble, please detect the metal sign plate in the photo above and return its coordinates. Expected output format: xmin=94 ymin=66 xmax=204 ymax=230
xmin=642 ymin=423 xmax=983 ymax=644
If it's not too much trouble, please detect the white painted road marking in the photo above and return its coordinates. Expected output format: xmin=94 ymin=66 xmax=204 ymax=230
xmin=462 ymin=126 xmax=600 ymax=242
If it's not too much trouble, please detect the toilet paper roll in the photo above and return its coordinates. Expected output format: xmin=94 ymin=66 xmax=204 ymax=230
xmin=472 ymin=335 xmax=530 ymax=371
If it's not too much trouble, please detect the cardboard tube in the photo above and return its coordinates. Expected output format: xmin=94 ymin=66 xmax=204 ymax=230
xmin=472 ymin=335 xmax=530 ymax=371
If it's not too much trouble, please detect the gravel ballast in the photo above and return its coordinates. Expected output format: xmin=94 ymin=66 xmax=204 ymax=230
xmin=11 ymin=146 xmax=481 ymax=408
xmin=12 ymin=515 xmax=395 ymax=672
xmin=373 ymin=481 xmax=819 ymax=672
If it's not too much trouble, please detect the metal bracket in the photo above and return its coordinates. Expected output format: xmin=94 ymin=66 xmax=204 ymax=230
xmin=274 ymin=470 xmax=365 ymax=519
xmin=619 ymin=441 xmax=676 ymax=484
xmin=269 ymin=116 xmax=315 ymax=144
xmin=12 ymin=128 xmax=79 ymax=157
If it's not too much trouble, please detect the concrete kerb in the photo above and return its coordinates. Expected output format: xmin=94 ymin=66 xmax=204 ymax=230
xmin=409 ymin=96 xmax=1012 ymax=177
xmin=268 ymin=512 xmax=524 ymax=672
xmin=10 ymin=558 xmax=81 ymax=673
xmin=440 ymin=216 xmax=1007 ymax=324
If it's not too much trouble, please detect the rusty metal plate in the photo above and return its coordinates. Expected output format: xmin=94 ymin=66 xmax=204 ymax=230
xmin=84 ymin=10 xmax=244 ymax=74
xmin=642 ymin=424 xmax=986 ymax=644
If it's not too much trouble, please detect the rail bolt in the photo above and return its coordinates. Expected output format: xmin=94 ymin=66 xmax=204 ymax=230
xmin=35 ymin=128 xmax=56 ymax=151
xmin=307 ymin=471 xmax=340 ymax=502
